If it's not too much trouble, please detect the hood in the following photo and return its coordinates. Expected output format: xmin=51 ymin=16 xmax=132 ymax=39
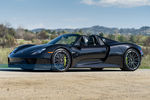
xmin=23 ymin=44 xmax=48 ymax=51
xmin=14 ymin=44 xmax=50 ymax=55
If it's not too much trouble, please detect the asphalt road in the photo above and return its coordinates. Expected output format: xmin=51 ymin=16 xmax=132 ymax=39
xmin=0 ymin=68 xmax=150 ymax=100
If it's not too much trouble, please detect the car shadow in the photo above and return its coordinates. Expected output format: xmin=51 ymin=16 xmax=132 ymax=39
xmin=0 ymin=68 xmax=124 ymax=73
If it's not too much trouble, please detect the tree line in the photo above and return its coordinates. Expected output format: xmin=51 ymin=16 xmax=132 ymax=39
xmin=0 ymin=24 xmax=150 ymax=48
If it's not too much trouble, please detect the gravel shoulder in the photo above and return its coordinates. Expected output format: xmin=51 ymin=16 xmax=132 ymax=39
xmin=0 ymin=68 xmax=150 ymax=100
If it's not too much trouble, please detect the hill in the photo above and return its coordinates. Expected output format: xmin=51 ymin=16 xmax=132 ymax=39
xmin=32 ymin=25 xmax=150 ymax=35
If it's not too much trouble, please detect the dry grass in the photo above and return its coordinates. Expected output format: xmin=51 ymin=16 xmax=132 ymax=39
xmin=0 ymin=48 xmax=13 ymax=64
xmin=141 ymin=54 xmax=150 ymax=69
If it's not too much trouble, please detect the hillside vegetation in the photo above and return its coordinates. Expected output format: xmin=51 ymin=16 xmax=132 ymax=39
xmin=33 ymin=25 xmax=150 ymax=35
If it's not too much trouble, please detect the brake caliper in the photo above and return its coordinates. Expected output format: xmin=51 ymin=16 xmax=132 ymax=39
xmin=64 ymin=55 xmax=67 ymax=67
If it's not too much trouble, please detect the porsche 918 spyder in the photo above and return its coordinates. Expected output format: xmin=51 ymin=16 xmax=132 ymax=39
xmin=8 ymin=34 xmax=143 ymax=72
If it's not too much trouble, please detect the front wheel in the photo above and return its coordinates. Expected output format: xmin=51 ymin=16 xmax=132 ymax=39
xmin=52 ymin=48 xmax=71 ymax=72
xmin=122 ymin=48 xmax=141 ymax=71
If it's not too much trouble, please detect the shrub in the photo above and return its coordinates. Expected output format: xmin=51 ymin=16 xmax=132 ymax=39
xmin=41 ymin=40 xmax=49 ymax=44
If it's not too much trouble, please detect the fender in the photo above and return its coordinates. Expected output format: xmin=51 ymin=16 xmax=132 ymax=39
xmin=13 ymin=44 xmax=35 ymax=53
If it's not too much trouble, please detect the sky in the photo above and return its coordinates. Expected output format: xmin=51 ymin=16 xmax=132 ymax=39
xmin=0 ymin=0 xmax=150 ymax=29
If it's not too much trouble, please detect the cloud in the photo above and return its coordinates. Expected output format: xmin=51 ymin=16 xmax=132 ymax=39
xmin=81 ymin=0 xmax=150 ymax=8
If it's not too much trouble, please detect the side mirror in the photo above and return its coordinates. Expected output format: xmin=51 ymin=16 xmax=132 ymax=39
xmin=74 ymin=43 xmax=81 ymax=48
xmin=74 ymin=43 xmax=80 ymax=47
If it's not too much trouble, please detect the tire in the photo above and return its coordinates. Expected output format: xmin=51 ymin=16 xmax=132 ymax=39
xmin=121 ymin=48 xmax=141 ymax=71
xmin=91 ymin=68 xmax=103 ymax=71
xmin=52 ymin=48 xmax=71 ymax=72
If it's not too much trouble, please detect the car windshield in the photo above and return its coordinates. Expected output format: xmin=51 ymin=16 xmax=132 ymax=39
xmin=48 ymin=34 xmax=80 ymax=45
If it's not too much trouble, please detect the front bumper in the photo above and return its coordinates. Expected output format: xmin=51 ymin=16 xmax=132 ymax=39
xmin=8 ymin=57 xmax=51 ymax=70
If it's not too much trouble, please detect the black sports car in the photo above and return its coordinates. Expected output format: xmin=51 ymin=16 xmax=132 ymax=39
xmin=8 ymin=34 xmax=143 ymax=72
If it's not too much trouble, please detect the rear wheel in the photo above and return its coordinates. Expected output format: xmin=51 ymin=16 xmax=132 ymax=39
xmin=121 ymin=48 xmax=141 ymax=71
xmin=52 ymin=48 xmax=71 ymax=72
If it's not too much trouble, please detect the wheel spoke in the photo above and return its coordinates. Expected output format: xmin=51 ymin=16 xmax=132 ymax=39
xmin=133 ymin=62 xmax=138 ymax=66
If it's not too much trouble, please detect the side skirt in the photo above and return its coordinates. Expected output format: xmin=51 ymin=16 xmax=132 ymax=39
xmin=74 ymin=62 xmax=120 ymax=68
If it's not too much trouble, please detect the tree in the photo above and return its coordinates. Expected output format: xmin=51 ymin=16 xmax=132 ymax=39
xmin=78 ymin=29 xmax=83 ymax=34
xmin=37 ymin=30 xmax=49 ymax=39
xmin=51 ymin=30 xmax=56 ymax=34
xmin=99 ymin=32 xmax=104 ymax=37
xmin=46 ymin=29 xmax=51 ymax=33
xmin=15 ymin=27 xmax=25 ymax=39
xmin=75 ymin=29 xmax=84 ymax=35
xmin=144 ymin=36 xmax=150 ymax=46
xmin=0 ymin=24 xmax=16 ymax=47
xmin=107 ymin=34 xmax=115 ymax=40
xmin=62 ymin=30 xmax=68 ymax=34
xmin=129 ymin=35 xmax=136 ymax=43
xmin=50 ymin=34 xmax=58 ymax=40
xmin=8 ymin=28 xmax=16 ymax=36
xmin=5 ymin=34 xmax=16 ymax=47
xmin=118 ymin=35 xmax=126 ymax=42
xmin=23 ymin=32 xmax=36 ymax=40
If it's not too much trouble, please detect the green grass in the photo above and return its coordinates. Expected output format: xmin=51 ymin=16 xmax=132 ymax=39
xmin=0 ymin=64 xmax=8 ymax=68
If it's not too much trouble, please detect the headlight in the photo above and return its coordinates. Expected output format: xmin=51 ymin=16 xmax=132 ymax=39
xmin=31 ymin=48 xmax=46 ymax=55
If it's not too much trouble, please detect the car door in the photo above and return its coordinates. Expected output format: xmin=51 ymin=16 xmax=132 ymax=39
xmin=73 ymin=35 xmax=108 ymax=64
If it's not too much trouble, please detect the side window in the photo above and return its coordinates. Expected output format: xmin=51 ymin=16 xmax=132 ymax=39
xmin=80 ymin=36 xmax=102 ymax=47
xmin=80 ymin=36 xmax=88 ymax=47
xmin=87 ymin=36 xmax=99 ymax=47
xmin=98 ymin=37 xmax=105 ymax=46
